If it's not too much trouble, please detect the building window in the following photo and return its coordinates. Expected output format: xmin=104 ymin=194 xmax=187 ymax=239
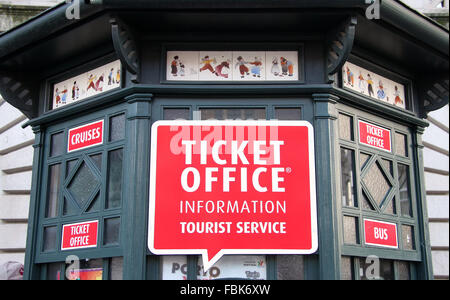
xmin=37 ymin=108 xmax=127 ymax=279
xmin=337 ymin=106 xmax=419 ymax=279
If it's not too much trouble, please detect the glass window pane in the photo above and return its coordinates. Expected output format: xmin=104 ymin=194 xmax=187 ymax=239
xmin=86 ymin=192 xmax=101 ymax=213
xmin=380 ymin=159 xmax=393 ymax=176
xmin=110 ymin=257 xmax=123 ymax=280
xmin=397 ymin=261 xmax=411 ymax=280
xmin=104 ymin=217 xmax=120 ymax=245
xmin=274 ymin=108 xmax=302 ymax=120
xmin=43 ymin=226 xmax=57 ymax=252
xmin=200 ymin=108 xmax=266 ymax=120
xmin=361 ymin=190 xmax=375 ymax=211
xmin=46 ymin=164 xmax=61 ymax=218
xmin=63 ymin=196 xmax=79 ymax=216
xmin=109 ymin=114 xmax=125 ymax=142
xmin=46 ymin=262 xmax=61 ymax=280
xmin=379 ymin=259 xmax=395 ymax=280
xmin=106 ymin=149 xmax=123 ymax=209
xmin=362 ymin=161 xmax=392 ymax=207
xmin=402 ymin=225 xmax=415 ymax=250
xmin=277 ymin=255 xmax=304 ymax=280
xmin=359 ymin=152 xmax=371 ymax=170
xmin=164 ymin=108 xmax=190 ymax=120
xmin=395 ymin=132 xmax=408 ymax=157
xmin=343 ymin=216 xmax=359 ymax=244
xmin=383 ymin=197 xmax=396 ymax=215
xmin=340 ymin=256 xmax=354 ymax=280
xmin=341 ymin=148 xmax=357 ymax=207
xmin=66 ymin=258 xmax=103 ymax=280
xmin=68 ymin=161 xmax=99 ymax=208
xmin=50 ymin=132 xmax=64 ymax=157
xmin=66 ymin=159 xmax=78 ymax=178
xmin=338 ymin=113 xmax=353 ymax=141
xmin=398 ymin=164 xmax=412 ymax=217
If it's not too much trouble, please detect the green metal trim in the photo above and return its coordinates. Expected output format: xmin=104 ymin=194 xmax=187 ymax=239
xmin=266 ymin=256 xmax=277 ymax=280
xmin=122 ymin=93 xmax=152 ymax=279
xmin=336 ymin=102 xmax=433 ymax=279
xmin=312 ymin=93 xmax=341 ymax=279
xmin=23 ymin=126 xmax=45 ymax=280
xmin=411 ymin=127 xmax=434 ymax=279
xmin=22 ymin=85 xmax=430 ymax=129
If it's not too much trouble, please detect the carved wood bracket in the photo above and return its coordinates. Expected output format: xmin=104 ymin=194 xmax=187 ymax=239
xmin=326 ymin=16 xmax=357 ymax=83
xmin=0 ymin=72 xmax=38 ymax=119
xmin=110 ymin=16 xmax=140 ymax=83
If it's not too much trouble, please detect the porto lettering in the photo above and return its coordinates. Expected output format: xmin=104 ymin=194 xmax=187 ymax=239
xmin=149 ymin=122 xmax=318 ymax=270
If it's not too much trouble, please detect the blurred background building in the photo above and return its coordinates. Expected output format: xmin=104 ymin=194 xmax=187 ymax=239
xmin=394 ymin=0 xmax=449 ymax=280
xmin=0 ymin=0 xmax=448 ymax=279
xmin=0 ymin=0 xmax=61 ymax=268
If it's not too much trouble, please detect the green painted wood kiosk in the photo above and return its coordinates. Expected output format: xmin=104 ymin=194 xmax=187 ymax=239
xmin=0 ymin=0 xmax=448 ymax=280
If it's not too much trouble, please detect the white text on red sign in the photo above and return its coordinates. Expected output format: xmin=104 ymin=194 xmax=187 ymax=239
xmin=358 ymin=120 xmax=392 ymax=152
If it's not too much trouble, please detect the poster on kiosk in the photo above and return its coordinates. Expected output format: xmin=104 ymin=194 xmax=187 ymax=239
xmin=148 ymin=120 xmax=318 ymax=271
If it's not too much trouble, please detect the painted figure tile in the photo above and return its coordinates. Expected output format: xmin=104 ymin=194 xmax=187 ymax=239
xmin=343 ymin=62 xmax=406 ymax=109
xmin=167 ymin=51 xmax=199 ymax=81
xmin=232 ymin=51 xmax=265 ymax=81
xmin=52 ymin=60 xmax=122 ymax=110
xmin=199 ymin=51 xmax=233 ymax=81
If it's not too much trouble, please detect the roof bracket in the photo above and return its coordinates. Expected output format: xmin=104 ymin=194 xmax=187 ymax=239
xmin=0 ymin=72 xmax=38 ymax=119
xmin=110 ymin=16 xmax=140 ymax=83
xmin=326 ymin=16 xmax=357 ymax=83
xmin=420 ymin=75 xmax=449 ymax=118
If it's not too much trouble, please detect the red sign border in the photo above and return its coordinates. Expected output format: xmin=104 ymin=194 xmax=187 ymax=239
xmin=61 ymin=220 xmax=99 ymax=251
xmin=147 ymin=120 xmax=318 ymax=270
xmin=67 ymin=119 xmax=104 ymax=153
xmin=358 ymin=120 xmax=392 ymax=153
xmin=363 ymin=218 xmax=398 ymax=249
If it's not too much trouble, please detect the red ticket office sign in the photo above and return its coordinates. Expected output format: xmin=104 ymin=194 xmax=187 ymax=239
xmin=364 ymin=219 xmax=398 ymax=249
xmin=67 ymin=120 xmax=104 ymax=153
xmin=61 ymin=220 xmax=99 ymax=251
xmin=148 ymin=120 xmax=318 ymax=271
xmin=358 ymin=120 xmax=391 ymax=152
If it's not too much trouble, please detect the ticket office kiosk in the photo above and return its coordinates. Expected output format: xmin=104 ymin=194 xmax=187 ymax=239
xmin=0 ymin=1 xmax=447 ymax=280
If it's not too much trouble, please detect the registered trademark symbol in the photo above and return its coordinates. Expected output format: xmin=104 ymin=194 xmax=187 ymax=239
xmin=286 ymin=167 xmax=292 ymax=173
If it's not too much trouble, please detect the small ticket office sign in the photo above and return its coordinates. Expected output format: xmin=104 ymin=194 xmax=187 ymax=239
xmin=61 ymin=220 xmax=99 ymax=251
xmin=148 ymin=120 xmax=318 ymax=271
xmin=364 ymin=219 xmax=398 ymax=249
xmin=67 ymin=120 xmax=104 ymax=153
xmin=358 ymin=120 xmax=392 ymax=152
